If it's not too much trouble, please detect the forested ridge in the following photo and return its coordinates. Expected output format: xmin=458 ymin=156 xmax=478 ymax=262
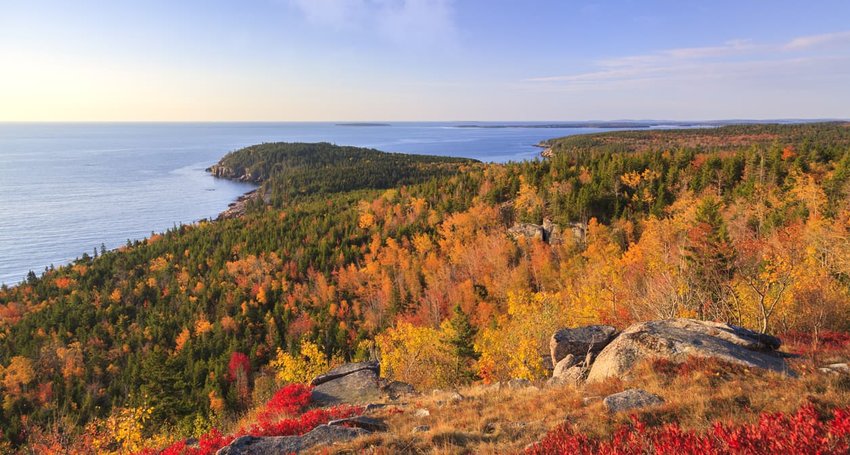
xmin=2 ymin=125 xmax=850 ymax=451
xmin=208 ymin=142 xmax=476 ymax=207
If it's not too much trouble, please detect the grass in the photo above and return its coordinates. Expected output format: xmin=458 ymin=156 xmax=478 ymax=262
xmin=316 ymin=347 xmax=850 ymax=454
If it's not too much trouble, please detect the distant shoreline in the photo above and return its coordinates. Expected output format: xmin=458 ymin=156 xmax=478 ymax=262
xmin=335 ymin=122 xmax=392 ymax=127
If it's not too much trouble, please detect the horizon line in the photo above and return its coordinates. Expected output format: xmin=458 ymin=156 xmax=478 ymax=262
xmin=0 ymin=118 xmax=848 ymax=124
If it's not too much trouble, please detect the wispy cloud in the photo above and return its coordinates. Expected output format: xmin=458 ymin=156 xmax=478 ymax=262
xmin=286 ymin=0 xmax=456 ymax=47
xmin=784 ymin=30 xmax=850 ymax=50
xmin=526 ymin=31 xmax=850 ymax=88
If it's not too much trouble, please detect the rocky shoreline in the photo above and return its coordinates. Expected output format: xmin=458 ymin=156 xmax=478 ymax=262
xmin=206 ymin=163 xmax=262 ymax=220
xmin=534 ymin=140 xmax=554 ymax=158
xmin=217 ymin=189 xmax=261 ymax=220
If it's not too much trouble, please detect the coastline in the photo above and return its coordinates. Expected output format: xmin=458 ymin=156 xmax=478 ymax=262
xmin=217 ymin=189 xmax=260 ymax=219
xmin=534 ymin=140 xmax=554 ymax=158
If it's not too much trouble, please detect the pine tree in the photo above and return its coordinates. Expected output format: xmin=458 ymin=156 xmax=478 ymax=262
xmin=446 ymin=304 xmax=478 ymax=361
xmin=685 ymin=197 xmax=736 ymax=320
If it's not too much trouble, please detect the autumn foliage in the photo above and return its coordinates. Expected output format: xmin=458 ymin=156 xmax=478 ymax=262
xmin=3 ymin=124 xmax=850 ymax=448
xmin=526 ymin=404 xmax=850 ymax=454
xmin=136 ymin=383 xmax=360 ymax=455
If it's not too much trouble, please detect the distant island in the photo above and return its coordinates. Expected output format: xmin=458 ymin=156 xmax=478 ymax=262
xmin=453 ymin=119 xmax=844 ymax=129
xmin=335 ymin=122 xmax=392 ymax=127
xmin=455 ymin=122 xmax=662 ymax=129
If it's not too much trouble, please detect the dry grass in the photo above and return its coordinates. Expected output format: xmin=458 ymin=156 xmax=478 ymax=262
xmin=312 ymin=350 xmax=850 ymax=454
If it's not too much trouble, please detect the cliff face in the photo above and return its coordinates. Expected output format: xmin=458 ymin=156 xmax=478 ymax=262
xmin=207 ymin=163 xmax=262 ymax=184
xmin=206 ymin=163 xmax=260 ymax=183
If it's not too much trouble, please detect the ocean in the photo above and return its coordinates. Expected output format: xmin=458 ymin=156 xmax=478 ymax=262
xmin=0 ymin=122 xmax=623 ymax=285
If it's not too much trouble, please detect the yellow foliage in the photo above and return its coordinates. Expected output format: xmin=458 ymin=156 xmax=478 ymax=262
xmin=412 ymin=232 xmax=433 ymax=255
xmin=620 ymin=170 xmax=643 ymax=188
xmin=358 ymin=201 xmax=376 ymax=230
xmin=56 ymin=342 xmax=84 ymax=380
xmin=1 ymin=356 xmax=35 ymax=396
xmin=149 ymin=255 xmax=170 ymax=273
xmin=195 ymin=318 xmax=213 ymax=335
xmin=475 ymin=291 xmax=567 ymax=383
xmin=375 ymin=321 xmax=464 ymax=390
xmin=270 ymin=340 xmax=339 ymax=384
xmin=209 ymin=390 xmax=225 ymax=414
xmin=88 ymin=403 xmax=153 ymax=454
xmin=513 ymin=176 xmax=543 ymax=219
xmin=175 ymin=327 xmax=191 ymax=352
xmin=256 ymin=286 xmax=269 ymax=304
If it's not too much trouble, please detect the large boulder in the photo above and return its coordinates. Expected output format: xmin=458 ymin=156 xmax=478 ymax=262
xmin=603 ymin=389 xmax=664 ymax=413
xmin=550 ymin=354 xmax=589 ymax=386
xmin=550 ymin=325 xmax=618 ymax=366
xmin=586 ymin=319 xmax=790 ymax=383
xmin=216 ymin=425 xmax=368 ymax=455
xmin=311 ymin=361 xmax=382 ymax=406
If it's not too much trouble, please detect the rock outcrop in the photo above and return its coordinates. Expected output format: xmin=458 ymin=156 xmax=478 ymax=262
xmin=548 ymin=325 xmax=618 ymax=385
xmin=508 ymin=223 xmax=545 ymax=242
xmin=327 ymin=415 xmax=389 ymax=432
xmin=218 ymin=190 xmax=260 ymax=220
xmin=216 ymin=425 xmax=368 ymax=455
xmin=586 ymin=319 xmax=790 ymax=383
xmin=207 ymin=164 xmax=260 ymax=183
xmin=550 ymin=354 xmax=590 ymax=386
xmin=603 ymin=389 xmax=665 ymax=413
xmin=310 ymin=361 xmax=383 ymax=406
xmin=550 ymin=325 xmax=618 ymax=365
xmin=547 ymin=319 xmax=792 ymax=385
xmin=508 ymin=218 xmax=568 ymax=244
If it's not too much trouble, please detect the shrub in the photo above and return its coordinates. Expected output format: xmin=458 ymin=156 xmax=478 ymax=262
xmin=135 ymin=384 xmax=361 ymax=455
xmin=526 ymin=403 xmax=850 ymax=454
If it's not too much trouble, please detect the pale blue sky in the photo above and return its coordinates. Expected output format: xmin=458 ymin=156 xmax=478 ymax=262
xmin=1 ymin=0 xmax=849 ymax=121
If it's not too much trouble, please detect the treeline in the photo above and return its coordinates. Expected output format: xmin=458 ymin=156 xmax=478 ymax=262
xmin=1 ymin=124 xmax=850 ymax=451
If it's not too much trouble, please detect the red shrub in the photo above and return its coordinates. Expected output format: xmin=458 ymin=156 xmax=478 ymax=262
xmin=782 ymin=331 xmax=850 ymax=355
xmin=526 ymin=404 xmax=850 ymax=454
xmin=262 ymin=384 xmax=313 ymax=416
xmin=239 ymin=406 xmax=361 ymax=438
xmin=134 ymin=383 xmax=361 ymax=455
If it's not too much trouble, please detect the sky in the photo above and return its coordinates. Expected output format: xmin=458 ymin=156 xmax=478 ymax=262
xmin=1 ymin=0 xmax=849 ymax=121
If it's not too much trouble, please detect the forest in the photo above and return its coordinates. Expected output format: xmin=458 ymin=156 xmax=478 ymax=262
xmin=2 ymin=123 xmax=850 ymax=451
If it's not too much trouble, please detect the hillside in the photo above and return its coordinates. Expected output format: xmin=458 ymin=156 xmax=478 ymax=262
xmin=2 ymin=124 xmax=850 ymax=452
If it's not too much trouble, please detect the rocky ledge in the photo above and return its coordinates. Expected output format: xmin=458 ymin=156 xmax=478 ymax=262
xmin=550 ymin=318 xmax=793 ymax=386
xmin=206 ymin=164 xmax=260 ymax=183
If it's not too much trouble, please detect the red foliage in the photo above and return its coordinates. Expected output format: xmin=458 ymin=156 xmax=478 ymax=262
xmin=782 ymin=331 xmax=850 ymax=355
xmin=135 ymin=384 xmax=362 ymax=455
xmin=227 ymin=352 xmax=251 ymax=382
xmin=526 ymin=403 xmax=850 ymax=455
xmin=257 ymin=383 xmax=313 ymax=422
xmin=238 ymin=406 xmax=360 ymax=439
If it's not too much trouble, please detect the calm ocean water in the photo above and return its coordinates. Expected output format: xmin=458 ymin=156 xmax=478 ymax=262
xmin=0 ymin=122 xmax=619 ymax=285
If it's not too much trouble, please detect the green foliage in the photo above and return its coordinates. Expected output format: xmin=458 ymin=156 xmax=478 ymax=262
xmin=211 ymin=142 xmax=477 ymax=206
